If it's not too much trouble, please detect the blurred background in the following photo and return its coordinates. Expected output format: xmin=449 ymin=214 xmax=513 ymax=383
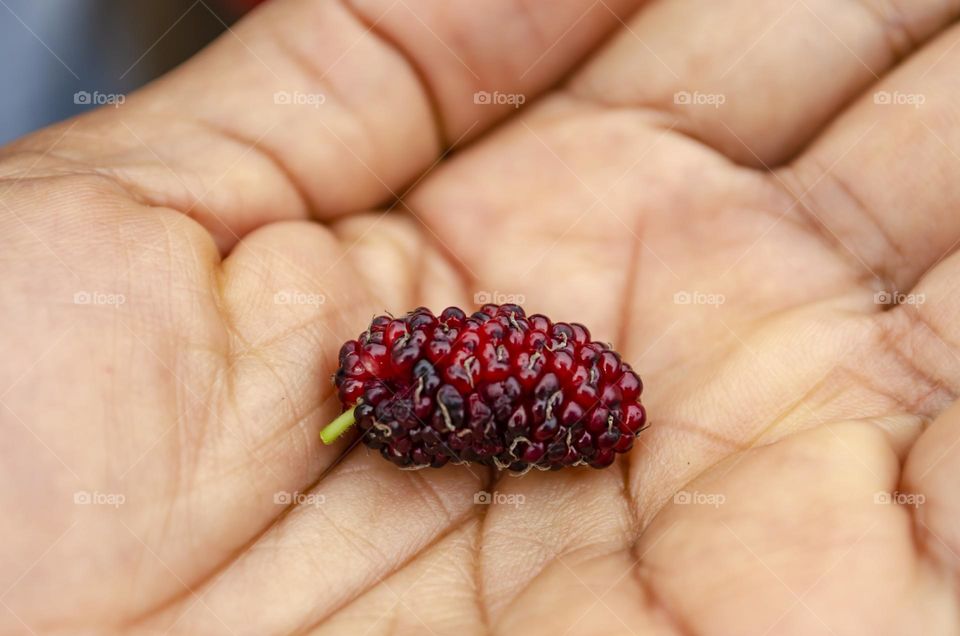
xmin=0 ymin=0 xmax=262 ymax=144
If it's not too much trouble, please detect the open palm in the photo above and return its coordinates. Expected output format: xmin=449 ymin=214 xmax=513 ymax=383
xmin=4 ymin=1 xmax=960 ymax=634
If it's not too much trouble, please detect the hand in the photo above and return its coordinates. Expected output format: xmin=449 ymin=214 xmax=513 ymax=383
xmin=4 ymin=1 xmax=960 ymax=633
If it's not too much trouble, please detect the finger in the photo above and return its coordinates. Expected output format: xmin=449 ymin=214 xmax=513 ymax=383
xmin=346 ymin=0 xmax=645 ymax=136
xmin=781 ymin=23 xmax=960 ymax=291
xmin=867 ymin=249 xmax=960 ymax=420
xmin=6 ymin=0 xmax=643 ymax=250
xmin=328 ymin=211 xmax=471 ymax=311
xmin=141 ymin=452 xmax=485 ymax=634
xmin=405 ymin=97 xmax=670 ymax=344
xmin=477 ymin=469 xmax=633 ymax=620
xmin=903 ymin=399 xmax=960 ymax=569
xmin=495 ymin=548 xmax=673 ymax=635
xmin=302 ymin=523 xmax=482 ymax=635
xmin=210 ymin=217 xmax=469 ymax=543
xmin=627 ymin=423 xmax=948 ymax=635
xmin=215 ymin=219 xmax=379 ymax=470
xmin=0 ymin=178 xmax=235 ymax=627
xmin=495 ymin=423 xmax=940 ymax=634
xmin=567 ymin=0 xmax=959 ymax=166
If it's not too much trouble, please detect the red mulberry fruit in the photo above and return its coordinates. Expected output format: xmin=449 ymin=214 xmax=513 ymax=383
xmin=320 ymin=304 xmax=647 ymax=471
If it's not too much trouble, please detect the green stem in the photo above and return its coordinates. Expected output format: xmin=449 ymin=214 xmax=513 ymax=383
xmin=320 ymin=406 xmax=357 ymax=445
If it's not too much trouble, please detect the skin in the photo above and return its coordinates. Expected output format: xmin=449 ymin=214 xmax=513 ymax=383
xmin=3 ymin=0 xmax=960 ymax=633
